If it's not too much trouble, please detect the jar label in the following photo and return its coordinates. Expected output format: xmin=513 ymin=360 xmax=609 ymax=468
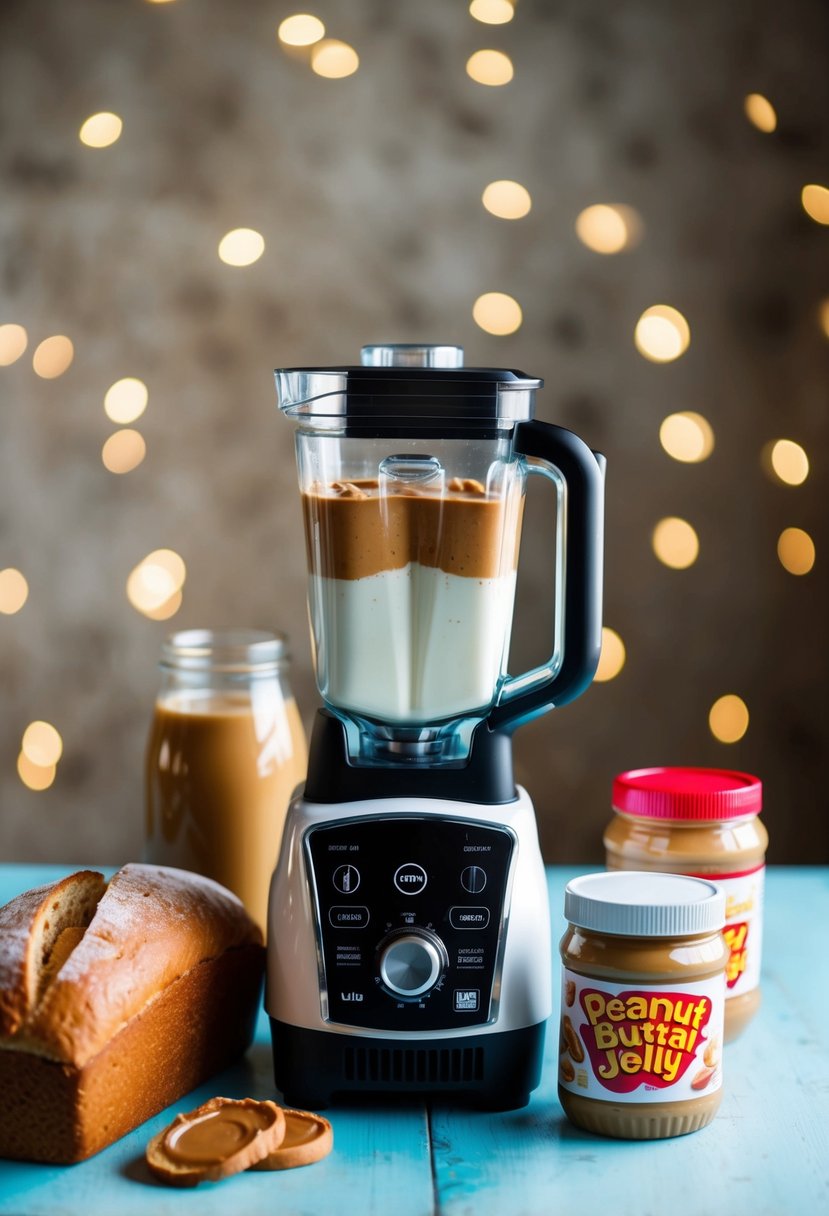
xmin=705 ymin=865 xmax=764 ymax=998
xmin=559 ymin=970 xmax=725 ymax=1103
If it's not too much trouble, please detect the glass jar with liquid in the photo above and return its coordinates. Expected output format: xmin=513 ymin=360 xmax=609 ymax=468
xmin=145 ymin=629 xmax=307 ymax=933
xmin=604 ymin=767 xmax=766 ymax=1041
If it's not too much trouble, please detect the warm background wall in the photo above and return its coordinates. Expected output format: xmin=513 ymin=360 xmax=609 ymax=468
xmin=1 ymin=0 xmax=827 ymax=866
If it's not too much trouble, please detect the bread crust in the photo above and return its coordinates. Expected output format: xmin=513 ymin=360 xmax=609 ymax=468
xmin=0 ymin=942 xmax=264 ymax=1163
xmin=0 ymin=865 xmax=265 ymax=1163
xmin=0 ymin=871 xmax=106 ymax=1039
xmin=19 ymin=863 xmax=262 ymax=1066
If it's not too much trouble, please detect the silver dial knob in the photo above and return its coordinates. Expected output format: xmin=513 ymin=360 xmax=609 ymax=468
xmin=378 ymin=931 xmax=446 ymax=999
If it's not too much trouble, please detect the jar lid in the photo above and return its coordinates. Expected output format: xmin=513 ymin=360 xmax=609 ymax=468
xmin=612 ymin=766 xmax=762 ymax=821
xmin=161 ymin=629 xmax=287 ymax=674
xmin=564 ymin=871 xmax=725 ymax=938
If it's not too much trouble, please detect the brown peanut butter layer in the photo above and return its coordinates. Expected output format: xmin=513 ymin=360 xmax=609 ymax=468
xmin=302 ymin=479 xmax=523 ymax=580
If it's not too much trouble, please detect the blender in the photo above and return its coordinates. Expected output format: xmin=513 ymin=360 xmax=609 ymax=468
xmin=267 ymin=343 xmax=604 ymax=1109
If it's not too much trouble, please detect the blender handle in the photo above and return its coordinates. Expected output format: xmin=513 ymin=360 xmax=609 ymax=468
xmin=489 ymin=420 xmax=606 ymax=733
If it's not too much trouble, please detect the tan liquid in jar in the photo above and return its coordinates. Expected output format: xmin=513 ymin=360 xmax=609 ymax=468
xmin=145 ymin=632 xmax=307 ymax=934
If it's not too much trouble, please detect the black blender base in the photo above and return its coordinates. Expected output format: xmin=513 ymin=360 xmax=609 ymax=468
xmin=270 ymin=1019 xmax=546 ymax=1111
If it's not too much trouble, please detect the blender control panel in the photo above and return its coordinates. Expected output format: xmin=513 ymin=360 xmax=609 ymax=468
xmin=305 ymin=816 xmax=515 ymax=1032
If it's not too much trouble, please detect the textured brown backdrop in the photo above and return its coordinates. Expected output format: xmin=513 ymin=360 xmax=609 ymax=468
xmin=1 ymin=0 xmax=827 ymax=865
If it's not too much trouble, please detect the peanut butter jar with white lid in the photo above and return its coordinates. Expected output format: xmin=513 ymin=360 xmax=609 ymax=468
xmin=559 ymin=871 xmax=727 ymax=1140
xmin=605 ymin=767 xmax=766 ymax=1041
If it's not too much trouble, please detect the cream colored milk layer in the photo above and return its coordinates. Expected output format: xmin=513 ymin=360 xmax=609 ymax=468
xmin=310 ymin=566 xmax=518 ymax=722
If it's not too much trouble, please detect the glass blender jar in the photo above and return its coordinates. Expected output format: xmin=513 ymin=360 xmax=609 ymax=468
xmin=267 ymin=344 xmax=605 ymax=1109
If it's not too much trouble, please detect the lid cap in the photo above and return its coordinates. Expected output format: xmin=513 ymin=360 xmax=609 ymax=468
xmin=612 ymin=766 xmax=762 ymax=822
xmin=161 ymin=628 xmax=286 ymax=674
xmin=360 ymin=344 xmax=464 ymax=368
xmin=564 ymin=871 xmax=725 ymax=937
xmin=274 ymin=343 xmax=542 ymax=434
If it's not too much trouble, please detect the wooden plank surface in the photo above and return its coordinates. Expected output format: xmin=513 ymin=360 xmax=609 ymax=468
xmin=0 ymin=865 xmax=434 ymax=1216
xmin=429 ymin=866 xmax=829 ymax=1216
xmin=1 ymin=865 xmax=827 ymax=1216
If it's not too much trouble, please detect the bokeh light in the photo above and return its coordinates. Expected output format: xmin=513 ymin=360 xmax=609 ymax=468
xmin=0 ymin=568 xmax=29 ymax=615
xmin=820 ymin=299 xmax=829 ymax=339
xmin=143 ymin=590 xmax=184 ymax=620
xmin=634 ymin=305 xmax=691 ymax=362
xmin=32 ymin=335 xmax=74 ymax=379
xmin=22 ymin=721 xmax=63 ymax=768
xmin=744 ymin=93 xmax=777 ymax=133
xmin=0 ymin=323 xmax=28 ymax=366
xmin=709 ymin=694 xmax=749 ymax=744
xmin=102 ymin=429 xmax=147 ymax=474
xmin=777 ymin=528 xmax=815 ymax=575
xmin=659 ymin=412 xmax=715 ymax=463
xmin=482 ymin=180 xmax=532 ymax=220
xmin=652 ymin=517 xmax=699 ymax=569
xmin=104 ymin=377 xmax=148 ymax=424
xmin=472 ymin=292 xmax=522 ymax=336
xmin=146 ymin=548 xmax=187 ymax=589
xmin=17 ymin=752 xmax=56 ymax=792
xmin=594 ymin=628 xmax=626 ymax=682
xmin=801 ymin=184 xmax=829 ymax=225
xmin=127 ymin=550 xmax=186 ymax=619
xmin=763 ymin=438 xmax=809 ymax=486
xmin=311 ymin=40 xmax=359 ymax=78
xmin=79 ymin=112 xmax=123 ymax=148
xmin=470 ymin=0 xmax=514 ymax=23
xmin=466 ymin=49 xmax=514 ymax=86
xmin=575 ymin=204 xmax=643 ymax=254
xmin=278 ymin=14 xmax=325 ymax=45
xmin=218 ymin=228 xmax=265 ymax=266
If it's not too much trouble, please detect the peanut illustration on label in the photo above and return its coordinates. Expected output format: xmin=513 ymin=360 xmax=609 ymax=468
xmin=562 ymin=1015 xmax=585 ymax=1063
xmin=559 ymin=1055 xmax=576 ymax=1083
xmin=565 ymin=979 xmax=576 ymax=1007
xmin=691 ymin=1065 xmax=716 ymax=1091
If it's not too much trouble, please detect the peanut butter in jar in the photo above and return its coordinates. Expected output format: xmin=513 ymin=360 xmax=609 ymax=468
xmin=605 ymin=768 xmax=766 ymax=1041
xmin=559 ymin=871 xmax=727 ymax=1140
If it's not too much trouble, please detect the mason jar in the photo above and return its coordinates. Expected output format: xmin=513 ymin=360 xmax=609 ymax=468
xmin=145 ymin=629 xmax=307 ymax=933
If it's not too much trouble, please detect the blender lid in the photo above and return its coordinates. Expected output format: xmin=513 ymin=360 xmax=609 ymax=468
xmin=274 ymin=343 xmax=542 ymax=432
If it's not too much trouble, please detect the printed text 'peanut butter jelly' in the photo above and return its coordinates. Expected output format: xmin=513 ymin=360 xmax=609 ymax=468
xmin=559 ymin=871 xmax=727 ymax=1140
xmin=605 ymin=767 xmax=766 ymax=1041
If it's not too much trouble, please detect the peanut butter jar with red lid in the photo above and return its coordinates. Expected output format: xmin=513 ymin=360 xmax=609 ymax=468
xmin=605 ymin=767 xmax=766 ymax=1041
xmin=559 ymin=871 xmax=727 ymax=1140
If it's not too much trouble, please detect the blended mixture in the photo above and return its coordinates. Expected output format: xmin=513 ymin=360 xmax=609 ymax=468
xmin=302 ymin=477 xmax=524 ymax=722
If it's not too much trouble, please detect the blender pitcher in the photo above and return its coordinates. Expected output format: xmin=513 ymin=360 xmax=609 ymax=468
xmin=267 ymin=343 xmax=604 ymax=1110
xmin=277 ymin=343 xmax=604 ymax=767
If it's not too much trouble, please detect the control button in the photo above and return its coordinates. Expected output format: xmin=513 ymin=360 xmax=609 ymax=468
xmin=333 ymin=864 xmax=360 ymax=895
xmin=461 ymin=865 xmax=487 ymax=894
xmin=394 ymin=862 xmax=428 ymax=895
xmin=329 ymin=905 xmax=370 ymax=929
xmin=450 ymin=906 xmax=490 ymax=930
xmin=379 ymin=933 xmax=442 ymax=998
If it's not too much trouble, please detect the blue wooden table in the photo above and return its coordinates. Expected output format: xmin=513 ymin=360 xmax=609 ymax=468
xmin=0 ymin=865 xmax=826 ymax=1216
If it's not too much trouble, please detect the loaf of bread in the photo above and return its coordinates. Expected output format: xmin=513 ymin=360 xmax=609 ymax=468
xmin=0 ymin=863 xmax=265 ymax=1163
